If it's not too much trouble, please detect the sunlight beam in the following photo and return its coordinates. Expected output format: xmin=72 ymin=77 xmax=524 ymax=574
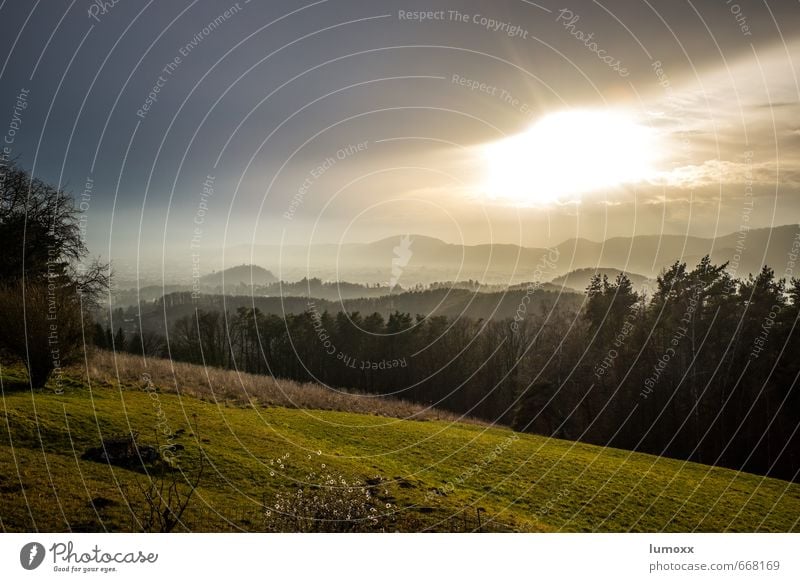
xmin=481 ymin=109 xmax=659 ymax=205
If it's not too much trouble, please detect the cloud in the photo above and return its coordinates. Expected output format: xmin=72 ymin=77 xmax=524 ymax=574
xmin=636 ymin=39 xmax=800 ymax=194
xmin=649 ymin=159 xmax=782 ymax=189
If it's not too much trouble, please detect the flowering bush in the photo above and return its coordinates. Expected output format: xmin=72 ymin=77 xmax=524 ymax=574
xmin=263 ymin=464 xmax=394 ymax=532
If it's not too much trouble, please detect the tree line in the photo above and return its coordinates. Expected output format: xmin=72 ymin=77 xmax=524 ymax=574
xmin=107 ymin=256 xmax=799 ymax=482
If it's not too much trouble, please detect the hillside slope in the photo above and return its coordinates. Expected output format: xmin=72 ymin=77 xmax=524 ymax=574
xmin=1 ymin=361 xmax=798 ymax=532
xmin=200 ymin=264 xmax=277 ymax=287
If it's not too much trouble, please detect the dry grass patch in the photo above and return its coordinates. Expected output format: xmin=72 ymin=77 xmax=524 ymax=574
xmin=82 ymin=350 xmax=481 ymax=425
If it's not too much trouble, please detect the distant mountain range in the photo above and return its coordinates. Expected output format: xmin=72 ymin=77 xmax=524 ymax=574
xmin=114 ymin=224 xmax=800 ymax=332
xmin=221 ymin=224 xmax=799 ymax=284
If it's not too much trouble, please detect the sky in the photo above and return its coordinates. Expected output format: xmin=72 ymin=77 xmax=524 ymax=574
xmin=1 ymin=0 xmax=799 ymax=268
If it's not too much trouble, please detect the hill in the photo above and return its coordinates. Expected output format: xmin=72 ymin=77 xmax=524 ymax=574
xmin=0 ymin=354 xmax=798 ymax=532
xmin=211 ymin=224 xmax=800 ymax=284
xmin=548 ymin=268 xmax=654 ymax=293
xmin=200 ymin=264 xmax=277 ymax=287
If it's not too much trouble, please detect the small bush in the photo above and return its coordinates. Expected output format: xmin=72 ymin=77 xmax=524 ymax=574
xmin=263 ymin=464 xmax=395 ymax=532
xmin=81 ymin=431 xmax=159 ymax=469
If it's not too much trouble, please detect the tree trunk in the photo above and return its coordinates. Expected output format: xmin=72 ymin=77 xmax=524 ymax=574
xmin=27 ymin=360 xmax=54 ymax=389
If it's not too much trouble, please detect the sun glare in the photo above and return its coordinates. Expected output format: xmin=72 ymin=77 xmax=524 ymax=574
xmin=481 ymin=109 xmax=658 ymax=205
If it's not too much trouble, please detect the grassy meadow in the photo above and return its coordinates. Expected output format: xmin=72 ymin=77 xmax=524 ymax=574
xmin=1 ymin=353 xmax=798 ymax=532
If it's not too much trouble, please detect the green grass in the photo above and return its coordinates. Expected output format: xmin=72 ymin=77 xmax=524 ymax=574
xmin=1 ymin=364 xmax=798 ymax=532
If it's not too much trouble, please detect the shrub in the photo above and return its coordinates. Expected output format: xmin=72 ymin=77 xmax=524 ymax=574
xmin=0 ymin=281 xmax=86 ymax=389
xmin=263 ymin=463 xmax=394 ymax=532
xmin=81 ymin=431 xmax=159 ymax=469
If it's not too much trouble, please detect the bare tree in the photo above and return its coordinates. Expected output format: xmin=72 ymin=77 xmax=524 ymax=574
xmin=133 ymin=423 xmax=205 ymax=533
xmin=0 ymin=161 xmax=109 ymax=387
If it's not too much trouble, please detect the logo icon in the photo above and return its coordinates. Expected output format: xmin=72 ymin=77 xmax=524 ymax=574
xmin=389 ymin=235 xmax=413 ymax=290
xmin=20 ymin=542 xmax=46 ymax=570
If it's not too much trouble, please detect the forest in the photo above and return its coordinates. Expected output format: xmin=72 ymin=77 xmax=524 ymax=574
xmin=101 ymin=256 xmax=800 ymax=483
